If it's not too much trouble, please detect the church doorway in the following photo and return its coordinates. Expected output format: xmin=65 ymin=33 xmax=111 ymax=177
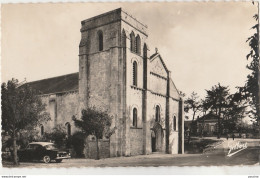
xmin=151 ymin=123 xmax=163 ymax=152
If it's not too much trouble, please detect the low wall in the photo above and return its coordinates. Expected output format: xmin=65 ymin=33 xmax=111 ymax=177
xmin=85 ymin=139 xmax=110 ymax=159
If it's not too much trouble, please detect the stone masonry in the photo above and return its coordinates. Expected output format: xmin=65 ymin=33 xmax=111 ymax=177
xmin=26 ymin=8 xmax=184 ymax=158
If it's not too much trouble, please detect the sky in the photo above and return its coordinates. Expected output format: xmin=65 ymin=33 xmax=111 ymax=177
xmin=1 ymin=2 xmax=258 ymax=100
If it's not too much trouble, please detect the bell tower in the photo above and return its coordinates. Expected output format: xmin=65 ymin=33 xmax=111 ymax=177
xmin=78 ymin=8 xmax=149 ymax=157
xmin=78 ymin=8 xmax=127 ymax=157
xmin=78 ymin=8 xmax=122 ymax=110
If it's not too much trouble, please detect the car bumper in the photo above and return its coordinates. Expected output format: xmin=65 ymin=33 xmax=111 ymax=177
xmin=55 ymin=156 xmax=71 ymax=160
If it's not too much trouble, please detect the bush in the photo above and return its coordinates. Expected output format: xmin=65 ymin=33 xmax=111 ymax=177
xmin=2 ymin=129 xmax=41 ymax=161
xmin=1 ymin=132 xmax=12 ymax=152
xmin=17 ymin=129 xmax=41 ymax=149
xmin=42 ymin=125 xmax=67 ymax=149
xmin=67 ymin=132 xmax=85 ymax=158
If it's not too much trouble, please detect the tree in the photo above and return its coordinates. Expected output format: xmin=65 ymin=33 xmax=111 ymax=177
xmin=66 ymin=131 xmax=86 ymax=158
xmin=72 ymin=107 xmax=114 ymax=160
xmin=184 ymin=92 xmax=201 ymax=141
xmin=204 ymin=83 xmax=230 ymax=138
xmin=241 ymin=3 xmax=259 ymax=129
xmin=43 ymin=125 xmax=67 ymax=149
xmin=201 ymin=99 xmax=210 ymax=116
xmin=198 ymin=99 xmax=211 ymax=137
xmin=184 ymin=92 xmax=201 ymax=122
xmin=222 ymin=92 xmax=247 ymax=134
xmin=1 ymin=78 xmax=50 ymax=165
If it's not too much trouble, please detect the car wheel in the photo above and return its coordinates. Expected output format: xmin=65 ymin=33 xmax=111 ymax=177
xmin=55 ymin=159 xmax=62 ymax=163
xmin=43 ymin=155 xmax=51 ymax=163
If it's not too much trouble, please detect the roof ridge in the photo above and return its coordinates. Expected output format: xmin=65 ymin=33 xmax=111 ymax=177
xmin=26 ymin=72 xmax=79 ymax=84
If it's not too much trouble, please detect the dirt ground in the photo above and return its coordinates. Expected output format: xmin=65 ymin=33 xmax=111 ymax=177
xmin=2 ymin=138 xmax=259 ymax=168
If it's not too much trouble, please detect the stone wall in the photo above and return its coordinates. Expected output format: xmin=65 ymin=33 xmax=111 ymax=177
xmin=146 ymin=93 xmax=167 ymax=153
xmin=87 ymin=50 xmax=114 ymax=110
xmin=169 ymin=79 xmax=180 ymax=100
xmin=123 ymin=16 xmax=148 ymax=156
xmin=127 ymin=88 xmax=143 ymax=128
xmin=121 ymin=18 xmax=148 ymax=57
xmin=147 ymin=93 xmax=167 ymax=129
xmin=129 ymin=128 xmax=143 ymax=156
xmin=79 ymin=10 xmax=127 ymax=157
xmin=40 ymin=91 xmax=79 ymax=134
xmin=56 ymin=91 xmax=79 ymax=134
xmin=169 ymin=131 xmax=179 ymax=154
xmin=40 ymin=95 xmax=56 ymax=133
xmin=85 ymin=139 xmax=110 ymax=159
xmin=169 ymin=97 xmax=180 ymax=154
xmin=149 ymin=56 xmax=168 ymax=78
xmin=149 ymin=74 xmax=167 ymax=96
xmin=31 ymin=8 xmax=184 ymax=158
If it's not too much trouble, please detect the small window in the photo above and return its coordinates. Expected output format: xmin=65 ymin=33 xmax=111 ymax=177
xmin=133 ymin=108 xmax=137 ymax=127
xmin=155 ymin=106 xmax=160 ymax=122
xmin=40 ymin=125 xmax=44 ymax=136
xmin=135 ymin=35 xmax=141 ymax=55
xmin=133 ymin=61 xmax=137 ymax=86
xmin=173 ymin=116 xmax=176 ymax=131
xmin=98 ymin=31 xmax=103 ymax=51
xmin=65 ymin=122 xmax=71 ymax=136
xmin=130 ymin=31 xmax=135 ymax=52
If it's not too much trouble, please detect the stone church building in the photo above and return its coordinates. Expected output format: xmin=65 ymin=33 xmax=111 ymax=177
xmin=26 ymin=8 xmax=184 ymax=157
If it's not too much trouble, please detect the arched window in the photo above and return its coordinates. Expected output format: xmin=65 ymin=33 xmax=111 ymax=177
xmin=173 ymin=116 xmax=176 ymax=131
xmin=155 ymin=105 xmax=160 ymax=122
xmin=130 ymin=31 xmax=135 ymax=52
xmin=133 ymin=108 xmax=137 ymax=127
xmin=133 ymin=61 xmax=137 ymax=86
xmin=135 ymin=35 xmax=141 ymax=55
xmin=98 ymin=31 xmax=103 ymax=51
xmin=40 ymin=125 xmax=44 ymax=136
xmin=65 ymin=122 xmax=71 ymax=136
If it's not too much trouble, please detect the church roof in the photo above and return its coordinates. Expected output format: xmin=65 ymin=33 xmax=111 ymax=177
xmin=22 ymin=72 xmax=79 ymax=95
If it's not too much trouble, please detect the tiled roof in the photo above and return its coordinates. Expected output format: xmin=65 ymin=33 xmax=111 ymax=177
xmin=22 ymin=73 xmax=79 ymax=95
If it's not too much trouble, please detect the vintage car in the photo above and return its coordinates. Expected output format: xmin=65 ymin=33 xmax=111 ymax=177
xmin=17 ymin=142 xmax=71 ymax=163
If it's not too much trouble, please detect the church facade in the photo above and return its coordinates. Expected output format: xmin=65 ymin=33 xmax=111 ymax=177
xmin=27 ymin=8 xmax=184 ymax=157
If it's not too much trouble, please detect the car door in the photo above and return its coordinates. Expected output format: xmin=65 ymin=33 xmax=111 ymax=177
xmin=24 ymin=144 xmax=34 ymax=161
xmin=30 ymin=144 xmax=42 ymax=160
xmin=34 ymin=145 xmax=45 ymax=160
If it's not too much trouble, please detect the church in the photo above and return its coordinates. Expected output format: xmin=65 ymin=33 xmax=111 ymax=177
xmin=26 ymin=8 xmax=184 ymax=157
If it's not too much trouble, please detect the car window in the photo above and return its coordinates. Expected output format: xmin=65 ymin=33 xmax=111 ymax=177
xmin=27 ymin=144 xmax=41 ymax=150
xmin=26 ymin=144 xmax=34 ymax=149
xmin=34 ymin=145 xmax=42 ymax=150
xmin=44 ymin=144 xmax=57 ymax=150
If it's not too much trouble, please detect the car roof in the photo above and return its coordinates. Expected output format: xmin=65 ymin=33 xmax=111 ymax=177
xmin=29 ymin=142 xmax=54 ymax=146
